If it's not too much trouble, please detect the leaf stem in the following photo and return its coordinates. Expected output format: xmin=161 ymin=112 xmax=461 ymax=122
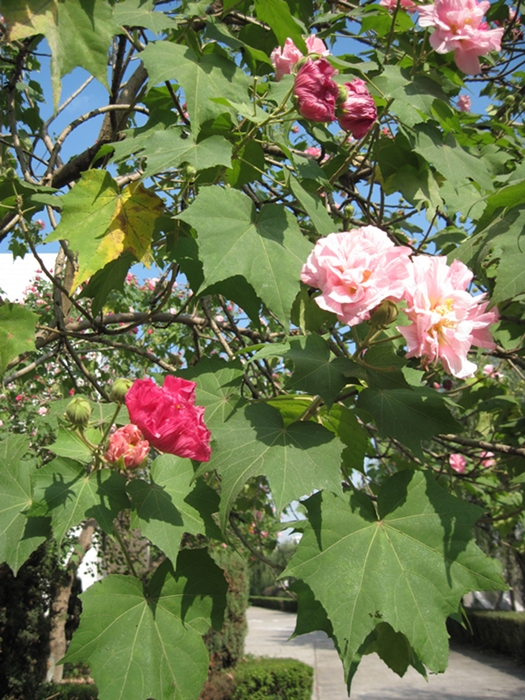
xmin=112 ymin=523 xmax=139 ymax=578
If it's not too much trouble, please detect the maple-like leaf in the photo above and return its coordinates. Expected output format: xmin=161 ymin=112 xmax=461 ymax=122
xmin=3 ymin=0 xmax=119 ymax=108
xmin=197 ymin=402 xmax=344 ymax=529
xmin=284 ymin=470 xmax=505 ymax=690
xmin=64 ymin=550 xmax=227 ymax=700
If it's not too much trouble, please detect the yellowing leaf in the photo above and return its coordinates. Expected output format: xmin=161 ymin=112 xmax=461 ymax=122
xmin=73 ymin=182 xmax=164 ymax=288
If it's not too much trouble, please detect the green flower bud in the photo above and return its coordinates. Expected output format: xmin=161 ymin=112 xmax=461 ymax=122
xmin=183 ymin=164 xmax=197 ymax=180
xmin=66 ymin=396 xmax=92 ymax=427
xmin=111 ymin=378 xmax=133 ymax=404
xmin=369 ymin=300 xmax=399 ymax=328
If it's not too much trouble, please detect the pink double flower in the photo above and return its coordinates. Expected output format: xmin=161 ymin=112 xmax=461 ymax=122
xmin=301 ymin=228 xmax=498 ymax=378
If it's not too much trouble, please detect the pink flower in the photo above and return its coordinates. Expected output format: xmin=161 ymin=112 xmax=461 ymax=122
xmin=126 ymin=376 xmax=211 ymax=462
xmin=483 ymin=363 xmax=501 ymax=379
xmin=480 ymin=450 xmax=496 ymax=468
xmin=457 ymin=94 xmax=472 ymax=111
xmin=37 ymin=407 xmax=48 ymax=416
xmin=294 ymin=58 xmax=339 ymax=122
xmin=337 ymin=79 xmax=378 ymax=139
xmin=291 ymin=125 xmax=300 ymax=133
xmin=449 ymin=453 xmax=467 ymax=473
xmin=305 ymin=146 xmax=322 ymax=158
xmin=380 ymin=0 xmax=418 ymax=12
xmin=398 ymin=257 xmax=499 ymax=378
xmin=418 ymin=0 xmax=504 ymax=74
xmin=300 ymin=227 xmax=412 ymax=326
xmin=270 ymin=34 xmax=329 ymax=81
xmin=105 ymin=424 xmax=150 ymax=469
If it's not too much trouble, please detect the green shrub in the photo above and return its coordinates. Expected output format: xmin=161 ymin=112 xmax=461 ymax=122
xmin=447 ymin=610 xmax=525 ymax=662
xmin=204 ymin=550 xmax=250 ymax=670
xmin=249 ymin=596 xmax=298 ymax=613
xmin=0 ymin=541 xmax=59 ymax=700
xmin=231 ymin=657 xmax=313 ymax=700
xmin=37 ymin=682 xmax=98 ymax=700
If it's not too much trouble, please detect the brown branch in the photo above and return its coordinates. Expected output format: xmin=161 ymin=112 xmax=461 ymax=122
xmin=437 ymin=434 xmax=525 ymax=459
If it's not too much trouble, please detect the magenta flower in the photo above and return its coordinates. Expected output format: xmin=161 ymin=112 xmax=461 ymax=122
xmin=418 ymin=0 xmax=504 ymax=74
xmin=270 ymin=34 xmax=329 ymax=81
xmin=457 ymin=94 xmax=472 ymax=111
xmin=300 ymin=227 xmax=412 ymax=327
xmin=449 ymin=453 xmax=467 ymax=473
xmin=126 ymin=376 xmax=211 ymax=462
xmin=398 ymin=257 xmax=499 ymax=378
xmin=105 ymin=424 xmax=150 ymax=469
xmin=304 ymin=146 xmax=322 ymax=158
xmin=294 ymin=58 xmax=340 ymax=122
xmin=337 ymin=79 xmax=378 ymax=139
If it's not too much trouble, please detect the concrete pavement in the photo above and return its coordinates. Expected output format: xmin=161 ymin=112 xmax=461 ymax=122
xmin=245 ymin=606 xmax=525 ymax=699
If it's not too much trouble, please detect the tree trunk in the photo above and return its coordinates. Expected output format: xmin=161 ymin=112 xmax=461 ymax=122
xmin=46 ymin=519 xmax=96 ymax=683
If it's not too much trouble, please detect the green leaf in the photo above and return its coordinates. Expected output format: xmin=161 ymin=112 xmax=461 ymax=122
xmin=30 ymin=460 xmax=130 ymax=545
xmin=49 ymin=426 xmax=101 ymax=464
xmin=456 ymin=205 xmax=525 ymax=304
xmin=64 ymin=550 xmax=227 ymax=700
xmin=318 ymin=404 xmax=370 ymax=474
xmin=0 ymin=303 xmax=37 ymax=376
xmin=112 ymin=131 xmax=233 ymax=177
xmin=284 ymin=334 xmax=349 ymax=408
xmin=177 ymin=187 xmax=313 ymax=327
xmin=198 ymin=402 xmax=344 ymax=529
xmin=114 ymin=0 xmax=177 ymax=32
xmin=141 ymin=42 xmax=252 ymax=133
xmin=4 ymin=0 xmax=118 ymax=108
xmin=285 ymin=470 xmax=506 ymax=690
xmin=357 ymin=386 xmax=462 ymax=458
xmin=179 ymin=358 xmax=245 ymax=427
xmin=475 ymin=179 xmax=525 ymax=232
xmin=413 ymin=124 xmax=493 ymax=194
xmin=289 ymin=174 xmax=335 ymax=236
xmin=372 ymin=67 xmax=447 ymax=127
xmin=127 ymin=454 xmax=221 ymax=563
xmin=0 ymin=435 xmax=49 ymax=574
xmin=253 ymin=0 xmax=306 ymax=52
xmin=360 ymin=622 xmax=427 ymax=679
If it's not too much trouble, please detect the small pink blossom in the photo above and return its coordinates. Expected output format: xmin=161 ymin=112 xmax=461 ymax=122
xmin=15 ymin=395 xmax=23 ymax=402
xmin=457 ymin=94 xmax=472 ymax=112
xmin=480 ymin=450 xmax=496 ymax=468
xmin=418 ymin=0 xmax=504 ymax=74
xmin=37 ymin=407 xmax=48 ymax=416
xmin=294 ymin=58 xmax=339 ymax=123
xmin=398 ymin=257 xmax=499 ymax=378
xmin=301 ymin=227 xmax=412 ymax=326
xmin=483 ymin=363 xmax=502 ymax=379
xmin=270 ymin=35 xmax=329 ymax=81
xmin=380 ymin=0 xmax=417 ymax=13
xmin=449 ymin=453 xmax=467 ymax=473
xmin=35 ymin=219 xmax=46 ymax=229
xmin=337 ymin=79 xmax=378 ymax=139
xmin=291 ymin=125 xmax=300 ymax=133
xmin=105 ymin=424 xmax=150 ymax=469
xmin=305 ymin=146 xmax=322 ymax=158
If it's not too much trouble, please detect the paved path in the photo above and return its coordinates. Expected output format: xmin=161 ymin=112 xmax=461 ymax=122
xmin=245 ymin=606 xmax=525 ymax=700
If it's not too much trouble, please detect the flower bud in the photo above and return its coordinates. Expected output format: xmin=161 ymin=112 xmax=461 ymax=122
xmin=369 ymin=299 xmax=399 ymax=328
xmin=66 ymin=396 xmax=92 ymax=427
xmin=110 ymin=378 xmax=133 ymax=404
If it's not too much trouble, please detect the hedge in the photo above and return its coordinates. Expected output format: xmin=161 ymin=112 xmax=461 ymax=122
xmin=249 ymin=596 xmax=298 ymax=613
xmin=447 ymin=610 xmax=525 ymax=662
xmin=41 ymin=658 xmax=313 ymax=700
xmin=231 ymin=657 xmax=313 ymax=700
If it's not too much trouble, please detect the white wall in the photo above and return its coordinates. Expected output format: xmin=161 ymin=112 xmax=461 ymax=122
xmin=0 ymin=253 xmax=57 ymax=301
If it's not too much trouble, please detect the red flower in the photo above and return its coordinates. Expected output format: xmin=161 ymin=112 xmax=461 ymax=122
xmin=337 ymin=79 xmax=377 ymax=139
xmin=105 ymin=424 xmax=150 ymax=469
xmin=293 ymin=58 xmax=339 ymax=122
xmin=126 ymin=376 xmax=211 ymax=462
